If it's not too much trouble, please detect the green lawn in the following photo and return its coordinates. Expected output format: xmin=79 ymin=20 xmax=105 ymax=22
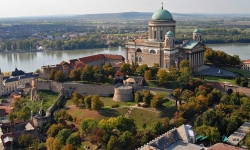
xmin=25 ymin=90 xmax=59 ymax=112
xmin=221 ymin=67 xmax=250 ymax=77
xmin=198 ymin=76 xmax=235 ymax=84
xmin=101 ymin=97 xmax=136 ymax=108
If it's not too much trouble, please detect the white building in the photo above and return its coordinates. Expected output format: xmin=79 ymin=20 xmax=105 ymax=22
xmin=242 ymin=59 xmax=250 ymax=71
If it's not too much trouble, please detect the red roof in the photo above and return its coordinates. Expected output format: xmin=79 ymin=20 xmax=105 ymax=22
xmin=0 ymin=106 xmax=12 ymax=114
xmin=78 ymin=54 xmax=105 ymax=63
xmin=105 ymin=54 xmax=124 ymax=60
xmin=244 ymin=59 xmax=250 ymax=63
xmin=74 ymin=61 xmax=86 ymax=68
xmin=115 ymin=71 xmax=124 ymax=76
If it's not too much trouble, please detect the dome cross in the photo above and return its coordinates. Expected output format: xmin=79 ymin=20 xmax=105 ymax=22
xmin=161 ymin=2 xmax=163 ymax=9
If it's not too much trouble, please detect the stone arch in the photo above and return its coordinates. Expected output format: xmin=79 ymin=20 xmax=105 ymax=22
xmin=227 ymin=89 xmax=233 ymax=95
xmin=136 ymin=48 xmax=142 ymax=52
xmin=150 ymin=50 xmax=156 ymax=54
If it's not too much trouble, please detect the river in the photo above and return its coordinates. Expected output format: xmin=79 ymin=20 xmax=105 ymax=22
xmin=0 ymin=43 xmax=249 ymax=72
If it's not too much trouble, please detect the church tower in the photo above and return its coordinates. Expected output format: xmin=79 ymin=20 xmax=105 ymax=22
xmin=164 ymin=31 xmax=175 ymax=49
xmin=193 ymin=29 xmax=202 ymax=43
xmin=0 ymin=69 xmax=3 ymax=96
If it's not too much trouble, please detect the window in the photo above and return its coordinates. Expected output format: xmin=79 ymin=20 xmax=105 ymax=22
xmin=139 ymin=57 xmax=142 ymax=62
xmin=154 ymin=31 xmax=156 ymax=39
xmin=166 ymin=63 xmax=168 ymax=68
xmin=160 ymin=31 xmax=163 ymax=39
xmin=136 ymin=48 xmax=142 ymax=52
xmin=150 ymin=50 xmax=156 ymax=54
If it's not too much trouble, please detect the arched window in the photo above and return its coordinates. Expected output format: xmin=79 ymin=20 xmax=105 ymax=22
xmin=136 ymin=48 xmax=142 ymax=52
xmin=150 ymin=50 xmax=156 ymax=54
xmin=135 ymin=56 xmax=138 ymax=62
xmin=139 ymin=56 xmax=142 ymax=62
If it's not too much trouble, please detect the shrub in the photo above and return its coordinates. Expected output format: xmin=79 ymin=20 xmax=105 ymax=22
xmin=111 ymin=104 xmax=120 ymax=108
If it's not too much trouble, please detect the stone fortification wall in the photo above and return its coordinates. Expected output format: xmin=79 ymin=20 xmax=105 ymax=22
xmin=32 ymin=95 xmax=63 ymax=127
xmin=113 ymin=86 xmax=133 ymax=102
xmin=62 ymin=83 xmax=115 ymax=97
xmin=36 ymin=80 xmax=62 ymax=93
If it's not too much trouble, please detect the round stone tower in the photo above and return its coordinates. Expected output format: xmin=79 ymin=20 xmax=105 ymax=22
xmin=113 ymin=86 xmax=133 ymax=102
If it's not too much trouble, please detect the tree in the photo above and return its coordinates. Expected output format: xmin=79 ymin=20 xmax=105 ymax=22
xmin=52 ymin=138 xmax=64 ymax=150
xmin=234 ymin=76 xmax=241 ymax=86
xmin=107 ymin=135 xmax=120 ymax=150
xmin=84 ymin=95 xmax=92 ymax=109
xmin=71 ymin=91 xmax=82 ymax=107
xmin=141 ymin=90 xmax=153 ymax=105
xmin=151 ymin=121 xmax=163 ymax=134
xmin=62 ymin=144 xmax=74 ymax=150
xmin=80 ymin=118 xmax=98 ymax=134
xmin=20 ymin=106 xmax=31 ymax=121
xmin=54 ymin=71 xmax=65 ymax=82
xmin=118 ymin=131 xmax=133 ymax=148
xmin=119 ymin=63 xmax=131 ymax=75
xmin=150 ymin=94 xmax=164 ymax=108
xmin=66 ymin=134 xmax=81 ymax=147
xmin=49 ymin=69 xmax=56 ymax=80
xmin=69 ymin=68 xmax=81 ymax=81
xmin=91 ymin=95 xmax=104 ymax=110
xmin=169 ymin=66 xmax=179 ymax=81
xmin=136 ymin=64 xmax=149 ymax=76
xmin=57 ymin=129 xmax=72 ymax=144
xmin=81 ymin=64 xmax=93 ymax=82
xmin=144 ymin=70 xmax=152 ymax=81
xmin=18 ymin=134 xmax=32 ymax=148
xmin=46 ymin=137 xmax=54 ymax=150
xmin=134 ymin=92 xmax=142 ymax=103
xmin=37 ymin=142 xmax=47 ymax=150
xmin=195 ymin=125 xmax=220 ymax=144
xmin=47 ymin=124 xmax=64 ymax=137
xmin=157 ymin=69 xmax=171 ymax=85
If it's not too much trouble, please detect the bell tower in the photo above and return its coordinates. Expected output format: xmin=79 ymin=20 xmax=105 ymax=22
xmin=164 ymin=31 xmax=175 ymax=49
xmin=193 ymin=29 xmax=202 ymax=43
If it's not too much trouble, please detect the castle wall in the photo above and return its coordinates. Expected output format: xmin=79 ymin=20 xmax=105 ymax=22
xmin=36 ymin=80 xmax=62 ymax=93
xmin=32 ymin=95 xmax=64 ymax=127
xmin=62 ymin=83 xmax=115 ymax=97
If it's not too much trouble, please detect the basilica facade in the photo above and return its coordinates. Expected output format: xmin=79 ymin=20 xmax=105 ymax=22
xmin=126 ymin=6 xmax=205 ymax=71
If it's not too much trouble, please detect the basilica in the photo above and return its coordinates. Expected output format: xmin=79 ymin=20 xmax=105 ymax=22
xmin=126 ymin=5 xmax=205 ymax=71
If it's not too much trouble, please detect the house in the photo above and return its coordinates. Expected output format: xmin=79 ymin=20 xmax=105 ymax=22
xmin=0 ymin=109 xmax=7 ymax=120
xmin=242 ymin=59 xmax=250 ymax=71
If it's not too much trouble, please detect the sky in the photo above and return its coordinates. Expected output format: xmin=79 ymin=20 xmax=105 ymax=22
xmin=0 ymin=0 xmax=250 ymax=18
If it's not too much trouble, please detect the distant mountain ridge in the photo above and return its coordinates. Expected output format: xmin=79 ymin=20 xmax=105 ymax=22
xmin=72 ymin=12 xmax=250 ymax=21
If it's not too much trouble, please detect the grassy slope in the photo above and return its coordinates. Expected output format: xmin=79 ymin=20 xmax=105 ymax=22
xmin=25 ymin=90 xmax=59 ymax=112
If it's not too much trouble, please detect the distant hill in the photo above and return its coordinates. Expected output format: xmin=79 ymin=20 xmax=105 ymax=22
xmin=1 ymin=12 xmax=249 ymax=21
xmin=72 ymin=12 xmax=250 ymax=21
xmin=72 ymin=12 xmax=211 ymax=21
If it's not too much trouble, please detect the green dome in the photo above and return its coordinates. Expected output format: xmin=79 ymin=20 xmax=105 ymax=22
xmin=166 ymin=31 xmax=174 ymax=37
xmin=194 ymin=29 xmax=201 ymax=33
xmin=151 ymin=9 xmax=173 ymax=21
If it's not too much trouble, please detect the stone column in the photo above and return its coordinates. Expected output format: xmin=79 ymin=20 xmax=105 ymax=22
xmin=189 ymin=53 xmax=192 ymax=68
xmin=198 ymin=52 xmax=201 ymax=67
xmin=202 ymin=51 xmax=204 ymax=66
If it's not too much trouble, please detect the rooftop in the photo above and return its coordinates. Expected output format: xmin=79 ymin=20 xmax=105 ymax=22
xmin=227 ymin=120 xmax=250 ymax=146
xmin=182 ymin=41 xmax=199 ymax=49
xmin=208 ymin=143 xmax=244 ymax=150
